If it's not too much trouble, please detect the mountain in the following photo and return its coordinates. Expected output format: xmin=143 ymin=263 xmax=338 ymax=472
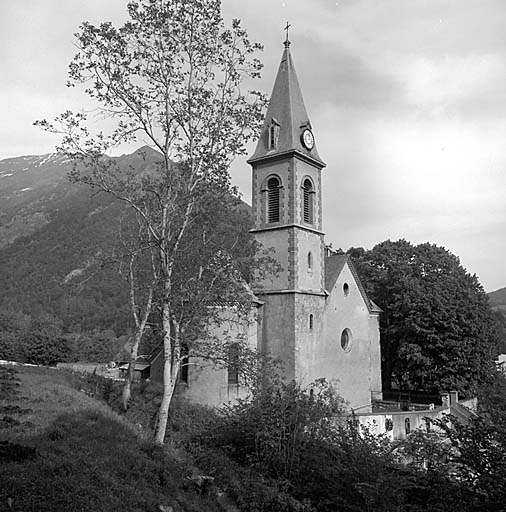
xmin=0 ymin=147 xmax=252 ymax=343
xmin=489 ymin=287 xmax=506 ymax=312
xmin=488 ymin=287 xmax=506 ymax=353
xmin=0 ymin=147 xmax=162 ymax=335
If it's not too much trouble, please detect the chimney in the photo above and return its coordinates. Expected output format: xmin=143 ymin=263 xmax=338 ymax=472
xmin=449 ymin=390 xmax=458 ymax=406
xmin=441 ymin=392 xmax=450 ymax=408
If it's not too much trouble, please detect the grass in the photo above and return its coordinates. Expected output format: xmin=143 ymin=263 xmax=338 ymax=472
xmin=0 ymin=364 xmax=232 ymax=512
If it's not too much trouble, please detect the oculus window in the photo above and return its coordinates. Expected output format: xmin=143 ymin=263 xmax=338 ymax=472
xmin=341 ymin=328 xmax=352 ymax=352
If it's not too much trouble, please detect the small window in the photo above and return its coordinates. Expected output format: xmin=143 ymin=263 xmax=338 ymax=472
xmin=343 ymin=283 xmax=349 ymax=296
xmin=228 ymin=344 xmax=240 ymax=385
xmin=341 ymin=328 xmax=352 ymax=351
xmin=303 ymin=178 xmax=313 ymax=224
xmin=309 ymin=314 xmax=314 ymax=330
xmin=385 ymin=418 xmax=393 ymax=432
xmin=405 ymin=418 xmax=411 ymax=435
xmin=307 ymin=251 xmax=312 ymax=270
xmin=267 ymin=177 xmax=280 ymax=223
xmin=269 ymin=119 xmax=280 ymax=150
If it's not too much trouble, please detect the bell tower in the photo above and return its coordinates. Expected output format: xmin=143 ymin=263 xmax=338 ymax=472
xmin=248 ymin=36 xmax=327 ymax=382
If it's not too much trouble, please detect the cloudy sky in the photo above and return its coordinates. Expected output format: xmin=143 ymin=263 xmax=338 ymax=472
xmin=1 ymin=0 xmax=505 ymax=291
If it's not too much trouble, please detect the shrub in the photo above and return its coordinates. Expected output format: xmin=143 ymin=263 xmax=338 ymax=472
xmin=23 ymin=332 xmax=72 ymax=366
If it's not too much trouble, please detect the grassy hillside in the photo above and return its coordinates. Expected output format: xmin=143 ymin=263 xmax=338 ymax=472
xmin=0 ymin=364 xmax=232 ymax=512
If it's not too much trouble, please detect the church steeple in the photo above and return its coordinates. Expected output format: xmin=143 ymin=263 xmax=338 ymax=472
xmin=248 ymin=39 xmax=325 ymax=168
xmin=249 ymin=34 xmax=328 ymax=384
xmin=249 ymin=36 xmax=326 ymax=297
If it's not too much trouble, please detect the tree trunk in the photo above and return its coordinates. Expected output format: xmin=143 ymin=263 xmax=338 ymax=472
xmin=121 ymin=330 xmax=142 ymax=411
xmin=154 ymin=302 xmax=181 ymax=445
xmin=122 ymin=280 xmax=154 ymax=412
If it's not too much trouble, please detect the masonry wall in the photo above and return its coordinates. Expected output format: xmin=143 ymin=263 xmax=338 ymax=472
xmin=319 ymin=263 xmax=381 ymax=412
xmin=296 ymin=229 xmax=324 ymax=292
xmin=293 ymin=292 xmax=327 ymax=385
xmin=152 ymin=307 xmax=259 ymax=408
xmin=357 ymin=407 xmax=449 ymax=441
xmin=258 ymin=293 xmax=296 ymax=380
xmin=254 ymin=229 xmax=290 ymax=290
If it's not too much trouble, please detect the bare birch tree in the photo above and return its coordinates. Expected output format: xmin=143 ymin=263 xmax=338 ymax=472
xmin=36 ymin=0 xmax=266 ymax=444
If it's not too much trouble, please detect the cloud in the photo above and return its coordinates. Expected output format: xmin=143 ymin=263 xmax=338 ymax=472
xmin=391 ymin=53 xmax=506 ymax=117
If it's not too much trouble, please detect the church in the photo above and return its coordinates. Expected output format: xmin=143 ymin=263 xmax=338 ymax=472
xmin=152 ymin=37 xmax=383 ymax=413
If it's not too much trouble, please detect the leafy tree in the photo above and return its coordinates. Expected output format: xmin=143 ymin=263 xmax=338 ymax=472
xmin=37 ymin=0 xmax=266 ymax=444
xmin=71 ymin=330 xmax=128 ymax=363
xmin=350 ymin=240 xmax=498 ymax=394
xmin=22 ymin=332 xmax=72 ymax=366
xmin=0 ymin=309 xmax=31 ymax=361
xmin=429 ymin=414 xmax=506 ymax=509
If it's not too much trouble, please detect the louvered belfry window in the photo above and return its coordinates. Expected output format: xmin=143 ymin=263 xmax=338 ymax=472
xmin=303 ymin=178 xmax=313 ymax=224
xmin=267 ymin=177 xmax=280 ymax=223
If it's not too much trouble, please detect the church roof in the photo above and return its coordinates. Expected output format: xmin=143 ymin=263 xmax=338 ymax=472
xmin=324 ymin=254 xmax=348 ymax=292
xmin=248 ymin=40 xmax=325 ymax=167
xmin=324 ymin=253 xmax=382 ymax=314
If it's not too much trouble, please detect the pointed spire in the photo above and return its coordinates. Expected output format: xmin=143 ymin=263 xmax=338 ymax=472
xmin=248 ymin=36 xmax=325 ymax=167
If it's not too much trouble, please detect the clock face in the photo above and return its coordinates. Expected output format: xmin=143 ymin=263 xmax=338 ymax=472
xmin=302 ymin=129 xmax=314 ymax=150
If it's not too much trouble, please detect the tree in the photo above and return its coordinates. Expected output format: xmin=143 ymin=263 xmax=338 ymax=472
xmin=350 ymin=240 xmax=498 ymax=395
xmin=429 ymin=414 xmax=506 ymax=508
xmin=36 ymin=0 xmax=266 ymax=444
xmin=22 ymin=332 xmax=72 ymax=366
xmin=0 ymin=309 xmax=31 ymax=362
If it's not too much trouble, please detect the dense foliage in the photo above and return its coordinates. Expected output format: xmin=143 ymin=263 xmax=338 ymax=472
xmin=0 ymin=308 xmax=131 ymax=365
xmin=201 ymin=377 xmax=488 ymax=511
xmin=349 ymin=240 xmax=499 ymax=394
xmin=0 ymin=189 xmax=132 ymax=335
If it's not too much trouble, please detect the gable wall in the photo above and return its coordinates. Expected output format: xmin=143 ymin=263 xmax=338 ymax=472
xmin=294 ymin=263 xmax=381 ymax=412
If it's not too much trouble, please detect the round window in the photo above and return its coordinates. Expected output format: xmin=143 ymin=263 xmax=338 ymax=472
xmin=341 ymin=328 xmax=352 ymax=351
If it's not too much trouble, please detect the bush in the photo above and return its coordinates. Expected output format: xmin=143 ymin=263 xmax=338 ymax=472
xmin=217 ymin=379 xmax=344 ymax=477
xmin=23 ymin=332 xmax=72 ymax=366
xmin=211 ymin=379 xmax=415 ymax=511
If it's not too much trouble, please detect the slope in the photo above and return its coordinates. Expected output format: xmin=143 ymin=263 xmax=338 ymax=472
xmin=489 ymin=286 xmax=506 ymax=311
xmin=0 ymin=147 xmax=162 ymax=335
xmin=0 ymin=363 xmax=230 ymax=511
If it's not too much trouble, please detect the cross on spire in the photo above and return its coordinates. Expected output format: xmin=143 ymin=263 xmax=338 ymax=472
xmin=284 ymin=21 xmax=291 ymax=47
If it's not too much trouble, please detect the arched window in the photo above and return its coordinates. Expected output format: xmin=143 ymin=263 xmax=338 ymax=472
xmin=309 ymin=314 xmax=314 ymax=330
xmin=405 ymin=418 xmax=411 ymax=435
xmin=267 ymin=177 xmax=280 ymax=223
xmin=307 ymin=251 xmax=312 ymax=270
xmin=303 ymin=178 xmax=313 ymax=224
